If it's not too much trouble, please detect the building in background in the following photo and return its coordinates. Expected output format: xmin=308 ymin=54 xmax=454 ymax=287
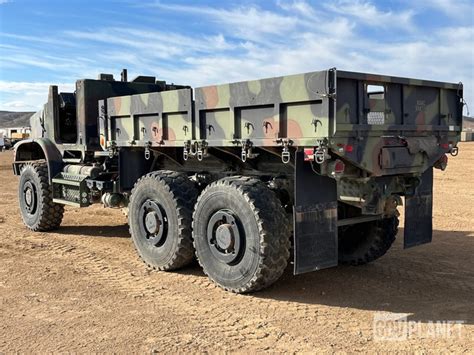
xmin=0 ymin=126 xmax=31 ymax=149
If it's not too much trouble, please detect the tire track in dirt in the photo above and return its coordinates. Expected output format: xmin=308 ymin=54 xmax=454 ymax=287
xmin=12 ymin=229 xmax=473 ymax=352
xmin=376 ymin=264 xmax=474 ymax=293
xmin=14 ymin=230 xmax=474 ymax=314
xmin=17 ymin=234 xmax=314 ymax=352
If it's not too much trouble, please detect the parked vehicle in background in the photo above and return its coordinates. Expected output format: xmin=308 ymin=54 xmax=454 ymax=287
xmin=12 ymin=68 xmax=463 ymax=292
xmin=0 ymin=126 xmax=30 ymax=148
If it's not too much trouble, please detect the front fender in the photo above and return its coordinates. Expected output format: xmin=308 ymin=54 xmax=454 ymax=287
xmin=13 ymin=138 xmax=63 ymax=182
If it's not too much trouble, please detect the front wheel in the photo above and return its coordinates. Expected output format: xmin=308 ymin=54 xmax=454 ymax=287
xmin=18 ymin=162 xmax=64 ymax=231
xmin=193 ymin=177 xmax=290 ymax=293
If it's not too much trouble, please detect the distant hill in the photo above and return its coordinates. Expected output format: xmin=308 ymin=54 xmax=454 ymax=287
xmin=0 ymin=111 xmax=35 ymax=128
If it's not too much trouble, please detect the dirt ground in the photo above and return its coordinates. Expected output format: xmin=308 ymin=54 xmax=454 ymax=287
xmin=1 ymin=144 xmax=473 ymax=353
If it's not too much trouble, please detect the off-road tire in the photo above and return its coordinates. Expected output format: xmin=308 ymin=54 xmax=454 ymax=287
xmin=338 ymin=216 xmax=399 ymax=265
xmin=128 ymin=170 xmax=198 ymax=271
xmin=192 ymin=176 xmax=290 ymax=293
xmin=18 ymin=162 xmax=64 ymax=231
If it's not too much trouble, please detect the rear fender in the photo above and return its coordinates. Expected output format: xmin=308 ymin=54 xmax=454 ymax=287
xmin=293 ymin=151 xmax=338 ymax=274
xmin=404 ymin=167 xmax=433 ymax=248
xmin=13 ymin=138 xmax=63 ymax=182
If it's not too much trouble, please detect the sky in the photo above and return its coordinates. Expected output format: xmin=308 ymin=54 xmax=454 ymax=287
xmin=0 ymin=0 xmax=473 ymax=115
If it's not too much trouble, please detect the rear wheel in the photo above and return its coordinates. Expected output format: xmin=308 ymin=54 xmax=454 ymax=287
xmin=193 ymin=177 xmax=290 ymax=293
xmin=128 ymin=171 xmax=198 ymax=270
xmin=18 ymin=162 xmax=64 ymax=231
xmin=338 ymin=216 xmax=399 ymax=265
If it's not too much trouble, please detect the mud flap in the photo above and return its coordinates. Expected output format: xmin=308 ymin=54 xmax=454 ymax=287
xmin=293 ymin=151 xmax=338 ymax=274
xmin=404 ymin=168 xmax=433 ymax=248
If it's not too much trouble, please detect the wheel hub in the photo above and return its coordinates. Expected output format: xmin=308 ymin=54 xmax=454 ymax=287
xmin=23 ymin=181 xmax=37 ymax=214
xmin=25 ymin=188 xmax=33 ymax=206
xmin=145 ymin=211 xmax=161 ymax=234
xmin=207 ymin=210 xmax=243 ymax=264
xmin=215 ymin=224 xmax=234 ymax=251
xmin=139 ymin=200 xmax=167 ymax=246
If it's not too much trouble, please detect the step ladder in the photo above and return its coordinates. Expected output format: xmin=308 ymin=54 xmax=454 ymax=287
xmin=52 ymin=172 xmax=90 ymax=207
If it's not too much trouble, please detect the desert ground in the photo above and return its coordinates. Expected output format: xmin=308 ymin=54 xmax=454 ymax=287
xmin=0 ymin=144 xmax=473 ymax=353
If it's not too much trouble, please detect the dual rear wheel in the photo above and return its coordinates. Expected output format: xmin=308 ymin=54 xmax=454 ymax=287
xmin=17 ymin=165 xmax=397 ymax=293
xmin=128 ymin=171 xmax=197 ymax=271
xmin=128 ymin=171 xmax=398 ymax=293
xmin=128 ymin=173 xmax=290 ymax=293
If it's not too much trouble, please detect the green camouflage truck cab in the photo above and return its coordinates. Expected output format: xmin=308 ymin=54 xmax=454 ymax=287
xmin=13 ymin=68 xmax=463 ymax=292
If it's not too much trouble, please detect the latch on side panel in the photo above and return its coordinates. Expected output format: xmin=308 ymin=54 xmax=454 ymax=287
xmin=144 ymin=141 xmax=151 ymax=160
xmin=239 ymin=139 xmax=258 ymax=162
xmin=275 ymin=138 xmax=293 ymax=164
xmin=196 ymin=140 xmax=208 ymax=161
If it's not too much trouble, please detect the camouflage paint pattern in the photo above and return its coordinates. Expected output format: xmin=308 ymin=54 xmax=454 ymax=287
xmin=105 ymin=88 xmax=192 ymax=147
xmin=26 ymin=68 xmax=462 ymax=178
xmin=103 ymin=69 xmax=462 ymax=177
xmin=28 ymin=77 xmax=175 ymax=158
xmin=194 ymin=69 xmax=332 ymax=147
xmin=331 ymin=70 xmax=462 ymax=176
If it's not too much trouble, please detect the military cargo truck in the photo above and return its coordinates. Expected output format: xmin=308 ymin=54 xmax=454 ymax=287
xmin=13 ymin=69 xmax=463 ymax=293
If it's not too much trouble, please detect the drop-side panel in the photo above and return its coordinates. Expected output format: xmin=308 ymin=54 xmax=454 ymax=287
xmin=111 ymin=116 xmax=133 ymax=142
xmin=237 ymin=105 xmax=278 ymax=140
xmin=135 ymin=114 xmax=163 ymax=142
xmin=199 ymin=108 xmax=233 ymax=141
xmin=281 ymin=100 xmax=327 ymax=138
xmin=76 ymin=79 xmax=165 ymax=152
xmin=164 ymin=112 xmax=192 ymax=141
xmin=107 ymin=88 xmax=193 ymax=147
xmin=194 ymin=70 xmax=333 ymax=147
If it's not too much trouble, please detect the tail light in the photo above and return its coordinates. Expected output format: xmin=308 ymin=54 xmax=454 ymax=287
xmin=334 ymin=159 xmax=345 ymax=174
xmin=336 ymin=143 xmax=353 ymax=153
xmin=434 ymin=154 xmax=448 ymax=171
xmin=328 ymin=159 xmax=345 ymax=176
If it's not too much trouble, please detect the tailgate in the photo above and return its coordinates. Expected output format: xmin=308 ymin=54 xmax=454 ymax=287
xmin=332 ymin=70 xmax=463 ymax=175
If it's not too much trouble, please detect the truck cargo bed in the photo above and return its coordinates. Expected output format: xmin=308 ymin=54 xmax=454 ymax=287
xmin=102 ymin=68 xmax=462 ymax=176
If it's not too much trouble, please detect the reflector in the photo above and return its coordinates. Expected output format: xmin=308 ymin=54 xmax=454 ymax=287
xmin=303 ymin=148 xmax=314 ymax=161
xmin=334 ymin=160 xmax=345 ymax=174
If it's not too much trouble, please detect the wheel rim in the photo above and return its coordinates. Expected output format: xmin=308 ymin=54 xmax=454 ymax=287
xmin=139 ymin=200 xmax=168 ymax=247
xmin=207 ymin=209 xmax=244 ymax=265
xmin=23 ymin=180 xmax=38 ymax=215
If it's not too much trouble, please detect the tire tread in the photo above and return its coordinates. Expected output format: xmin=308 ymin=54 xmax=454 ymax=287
xmin=129 ymin=170 xmax=197 ymax=271
xmin=339 ymin=216 xmax=399 ymax=266
xmin=193 ymin=176 xmax=290 ymax=293
xmin=20 ymin=162 xmax=64 ymax=231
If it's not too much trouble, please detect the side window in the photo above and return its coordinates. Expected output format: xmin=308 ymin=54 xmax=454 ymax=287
xmin=367 ymin=84 xmax=385 ymax=100
xmin=57 ymin=93 xmax=77 ymax=143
